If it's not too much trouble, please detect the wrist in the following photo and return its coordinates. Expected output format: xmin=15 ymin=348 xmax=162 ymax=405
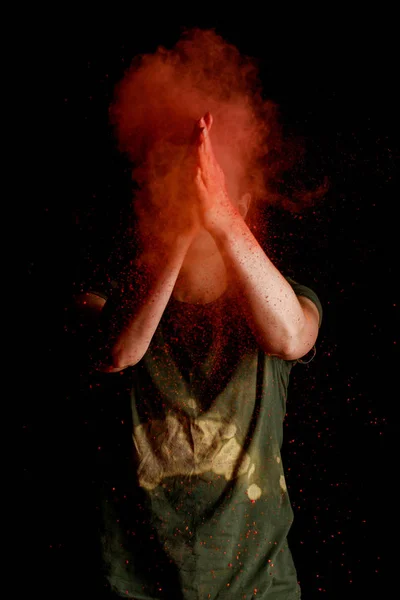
xmin=203 ymin=197 xmax=241 ymax=237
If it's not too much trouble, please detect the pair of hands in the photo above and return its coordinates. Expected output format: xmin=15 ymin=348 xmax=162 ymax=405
xmin=149 ymin=112 xmax=235 ymax=240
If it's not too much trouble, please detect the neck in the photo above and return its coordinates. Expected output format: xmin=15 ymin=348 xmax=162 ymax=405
xmin=173 ymin=251 xmax=227 ymax=304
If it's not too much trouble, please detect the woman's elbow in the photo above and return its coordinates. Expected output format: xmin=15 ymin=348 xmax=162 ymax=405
xmin=108 ymin=344 xmax=146 ymax=371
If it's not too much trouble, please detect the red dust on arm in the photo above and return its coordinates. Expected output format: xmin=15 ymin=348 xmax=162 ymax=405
xmin=91 ymin=233 xmax=196 ymax=373
xmin=190 ymin=113 xmax=320 ymax=360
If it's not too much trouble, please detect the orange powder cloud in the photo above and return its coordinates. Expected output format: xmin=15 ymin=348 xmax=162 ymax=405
xmin=109 ymin=27 xmax=327 ymax=223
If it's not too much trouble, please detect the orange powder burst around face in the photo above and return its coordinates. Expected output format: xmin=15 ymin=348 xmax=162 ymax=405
xmin=109 ymin=29 xmax=273 ymax=208
xmin=109 ymin=27 xmax=327 ymax=227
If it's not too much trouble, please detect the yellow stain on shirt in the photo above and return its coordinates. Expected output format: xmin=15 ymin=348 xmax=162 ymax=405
xmin=133 ymin=412 xmax=254 ymax=491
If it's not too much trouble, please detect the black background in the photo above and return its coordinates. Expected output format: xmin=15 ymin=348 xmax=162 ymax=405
xmin=23 ymin=10 xmax=398 ymax=599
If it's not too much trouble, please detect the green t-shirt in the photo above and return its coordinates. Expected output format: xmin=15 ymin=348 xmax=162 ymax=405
xmin=90 ymin=278 xmax=322 ymax=600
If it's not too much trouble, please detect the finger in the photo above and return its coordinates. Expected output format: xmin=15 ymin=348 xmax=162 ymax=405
xmin=204 ymin=112 xmax=213 ymax=131
xmin=195 ymin=167 xmax=206 ymax=190
xmin=197 ymin=116 xmax=216 ymax=166
xmin=184 ymin=113 xmax=213 ymax=170
xmin=196 ymin=112 xmax=212 ymax=141
xmin=182 ymin=119 xmax=203 ymax=167
xmin=190 ymin=116 xmax=206 ymax=145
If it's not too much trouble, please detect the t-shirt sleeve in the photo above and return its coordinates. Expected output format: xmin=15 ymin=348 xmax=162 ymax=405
xmin=283 ymin=276 xmax=323 ymax=365
xmin=285 ymin=276 xmax=323 ymax=329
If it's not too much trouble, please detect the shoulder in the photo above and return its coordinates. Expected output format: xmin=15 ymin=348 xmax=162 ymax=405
xmin=72 ymin=291 xmax=107 ymax=326
xmin=72 ymin=275 xmax=119 ymax=318
xmin=74 ymin=291 xmax=107 ymax=309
